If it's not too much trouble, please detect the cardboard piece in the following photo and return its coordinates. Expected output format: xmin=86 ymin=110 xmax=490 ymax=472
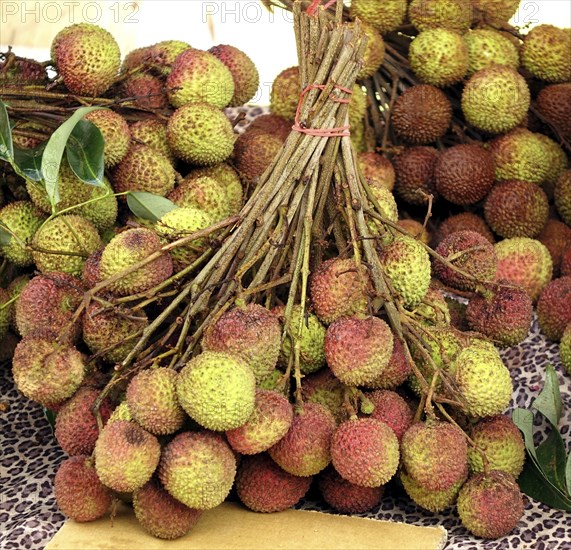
xmin=46 ymin=502 xmax=448 ymax=550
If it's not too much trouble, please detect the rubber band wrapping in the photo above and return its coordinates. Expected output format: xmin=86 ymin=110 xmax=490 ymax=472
xmin=292 ymin=83 xmax=353 ymax=137
xmin=306 ymin=0 xmax=337 ymax=16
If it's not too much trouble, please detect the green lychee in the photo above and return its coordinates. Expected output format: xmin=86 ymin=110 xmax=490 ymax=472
xmin=168 ymin=175 xmax=236 ymax=222
xmin=159 ymin=431 xmax=236 ymax=510
xmin=167 ymin=103 xmax=235 ymax=166
xmin=32 ymin=215 xmax=102 ymax=277
xmin=155 ymin=206 xmax=214 ymax=268
xmin=98 ymin=228 xmax=173 ymax=296
xmin=464 ymin=29 xmax=519 ymax=76
xmin=276 ymin=305 xmax=326 ymax=375
xmin=400 ymin=470 xmax=463 ymax=512
xmin=177 ymin=351 xmax=256 ymax=431
xmin=468 ymin=415 xmax=525 ymax=477
xmin=409 ymin=29 xmax=468 ymax=87
xmin=380 ymin=235 xmax=431 ymax=307
xmin=349 ymin=0 xmax=407 ymax=34
xmin=126 ymin=367 xmax=185 ymax=435
xmin=129 ymin=118 xmax=175 ymax=163
xmin=453 ymin=340 xmax=513 ymax=418
xmin=269 ymin=66 xmax=300 ymax=120
xmin=112 ymin=144 xmax=175 ymax=197
xmin=462 ymin=66 xmax=530 ymax=134
xmin=0 ymin=201 xmax=46 ymax=267
xmin=84 ymin=110 xmax=131 ymax=168
xmin=409 ymin=0 xmax=473 ymax=32
xmin=521 ymin=24 xmax=571 ymax=83
xmin=166 ymin=49 xmax=234 ymax=108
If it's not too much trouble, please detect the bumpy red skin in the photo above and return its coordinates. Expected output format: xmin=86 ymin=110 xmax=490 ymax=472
xmin=393 ymin=146 xmax=439 ymax=205
xmin=133 ymin=479 xmax=202 ymax=540
xmin=54 ymin=456 xmax=112 ymax=522
xmin=226 ymin=389 xmax=293 ymax=455
xmin=391 ymin=84 xmax=452 ymax=144
xmin=434 ymin=230 xmax=497 ymax=291
xmin=537 ymin=276 xmax=571 ymax=341
xmin=331 ymin=418 xmax=399 ymax=487
xmin=366 ymin=337 xmax=412 ymax=390
xmin=268 ymin=402 xmax=336 ymax=477
xmin=236 ymin=454 xmax=312 ymax=513
xmin=324 ymin=316 xmax=393 ymax=386
xmin=122 ymin=74 xmax=168 ymax=110
xmin=202 ymin=303 xmax=281 ymax=383
xmin=318 ymin=468 xmax=384 ymax=513
xmin=15 ymin=272 xmax=84 ymax=343
xmin=537 ymin=220 xmax=571 ymax=275
xmin=434 ymin=212 xmax=495 ymax=247
xmin=401 ymin=421 xmax=468 ymax=492
xmin=537 ymin=83 xmax=571 ymax=141
xmin=247 ymin=114 xmax=292 ymax=142
xmin=94 ymin=421 xmax=161 ymax=493
xmin=562 ymin=247 xmax=571 ymax=277
xmin=81 ymin=249 xmax=103 ymax=288
xmin=484 ymin=180 xmax=549 ymax=238
xmin=457 ymin=471 xmax=524 ymax=538
xmin=435 ymin=144 xmax=495 ymax=205
xmin=466 ymin=282 xmax=533 ymax=347
xmin=309 ymin=258 xmax=370 ymax=324
xmin=363 ymin=390 xmax=414 ymax=441
xmin=55 ymin=387 xmax=113 ymax=456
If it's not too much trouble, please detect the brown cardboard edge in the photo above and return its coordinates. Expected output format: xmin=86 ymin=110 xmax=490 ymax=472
xmin=46 ymin=502 xmax=448 ymax=550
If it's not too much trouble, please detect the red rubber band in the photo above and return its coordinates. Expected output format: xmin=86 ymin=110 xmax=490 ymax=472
xmin=307 ymin=0 xmax=337 ymax=16
xmin=292 ymin=84 xmax=353 ymax=137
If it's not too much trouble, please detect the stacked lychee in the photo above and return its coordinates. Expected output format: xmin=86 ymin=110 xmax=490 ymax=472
xmin=261 ymin=0 xmax=571 ymax=369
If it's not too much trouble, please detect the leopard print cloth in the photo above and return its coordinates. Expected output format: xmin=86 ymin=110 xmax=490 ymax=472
xmin=1 ymin=108 xmax=570 ymax=549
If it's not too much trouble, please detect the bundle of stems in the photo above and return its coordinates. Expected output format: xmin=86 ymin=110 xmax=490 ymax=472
xmin=84 ymin=0 xmax=482 ymax=429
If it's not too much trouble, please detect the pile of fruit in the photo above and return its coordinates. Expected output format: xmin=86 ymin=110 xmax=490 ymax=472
xmin=1 ymin=0 xmax=571 ymax=543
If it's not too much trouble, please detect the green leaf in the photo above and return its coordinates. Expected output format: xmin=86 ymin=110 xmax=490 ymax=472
xmin=536 ymin=429 xmax=568 ymax=493
xmin=43 ymin=407 xmax=57 ymax=435
xmin=518 ymin=457 xmax=571 ymax=511
xmin=41 ymin=106 xmax=103 ymax=207
xmin=512 ymin=407 xmax=538 ymax=462
xmin=533 ymin=364 xmax=562 ymax=428
xmin=13 ymin=142 xmax=46 ymax=181
xmin=0 ymin=99 xmax=14 ymax=162
xmin=66 ymin=119 xmax=105 ymax=187
xmin=127 ymin=191 xmax=177 ymax=222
